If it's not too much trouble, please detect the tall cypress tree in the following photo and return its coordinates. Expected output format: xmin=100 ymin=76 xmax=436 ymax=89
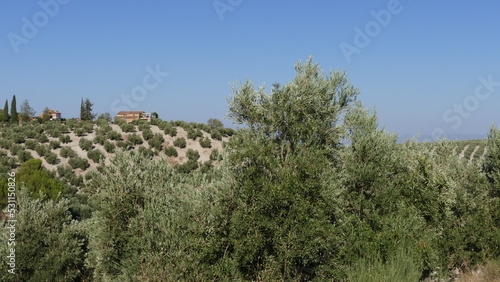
xmin=3 ymin=100 xmax=8 ymax=123
xmin=10 ymin=95 xmax=18 ymax=124
xmin=80 ymin=97 xmax=95 ymax=121
xmin=80 ymin=98 xmax=85 ymax=121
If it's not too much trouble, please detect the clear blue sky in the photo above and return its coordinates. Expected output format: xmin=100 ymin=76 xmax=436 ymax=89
xmin=1 ymin=0 xmax=499 ymax=140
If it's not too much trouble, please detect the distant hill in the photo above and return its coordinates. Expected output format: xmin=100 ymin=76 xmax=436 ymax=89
xmin=0 ymin=119 xmax=235 ymax=186
xmin=397 ymin=133 xmax=486 ymax=143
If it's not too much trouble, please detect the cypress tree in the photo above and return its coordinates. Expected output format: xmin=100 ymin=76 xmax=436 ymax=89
xmin=80 ymin=98 xmax=85 ymax=121
xmin=2 ymin=100 xmax=8 ymax=123
xmin=10 ymin=95 xmax=18 ymax=124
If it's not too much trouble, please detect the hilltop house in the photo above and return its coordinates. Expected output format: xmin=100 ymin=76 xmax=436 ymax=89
xmin=39 ymin=109 xmax=62 ymax=120
xmin=113 ymin=111 xmax=155 ymax=123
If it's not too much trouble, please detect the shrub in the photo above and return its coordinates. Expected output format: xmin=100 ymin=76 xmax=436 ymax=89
xmin=199 ymin=137 xmax=212 ymax=148
xmin=0 ymin=139 xmax=11 ymax=150
xmin=25 ymin=130 xmax=37 ymax=138
xmin=103 ymin=140 xmax=116 ymax=153
xmin=37 ymin=133 xmax=49 ymax=143
xmin=69 ymin=174 xmax=84 ymax=187
xmin=114 ymin=141 xmax=126 ymax=149
xmin=87 ymin=149 xmax=105 ymax=163
xmin=93 ymin=134 xmax=106 ymax=145
xmin=17 ymin=150 xmax=33 ymax=162
xmin=164 ymin=146 xmax=178 ymax=157
xmin=49 ymin=140 xmax=61 ymax=150
xmin=187 ymin=128 xmax=203 ymax=140
xmin=211 ymin=129 xmax=222 ymax=141
xmin=74 ymin=128 xmax=85 ymax=137
xmin=148 ymin=133 xmax=164 ymax=151
xmin=107 ymin=130 xmax=122 ymax=141
xmin=127 ymin=133 xmax=143 ymax=145
xmin=120 ymin=123 xmax=135 ymax=133
xmin=60 ymin=146 xmax=76 ymax=158
xmin=79 ymin=138 xmax=93 ymax=151
xmin=68 ymin=157 xmax=90 ymax=170
xmin=164 ymin=124 xmax=177 ymax=137
xmin=173 ymin=137 xmax=186 ymax=149
xmin=174 ymin=160 xmax=198 ymax=173
xmin=34 ymin=144 xmax=48 ymax=157
xmin=12 ymin=134 xmax=25 ymax=144
xmin=45 ymin=152 xmax=59 ymax=165
xmin=136 ymin=146 xmax=155 ymax=159
xmin=220 ymin=127 xmax=236 ymax=137
xmin=57 ymin=165 xmax=73 ymax=179
xmin=138 ymin=122 xmax=150 ymax=132
xmin=210 ymin=148 xmax=222 ymax=161
xmin=142 ymin=128 xmax=153 ymax=141
xmin=199 ymin=160 xmax=213 ymax=173
xmin=59 ymin=135 xmax=71 ymax=143
xmin=186 ymin=149 xmax=200 ymax=161
xmin=82 ymin=122 xmax=94 ymax=133
xmin=25 ymin=140 xmax=37 ymax=150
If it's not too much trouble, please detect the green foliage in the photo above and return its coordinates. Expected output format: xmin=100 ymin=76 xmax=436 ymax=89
xmin=36 ymin=133 xmax=49 ymax=143
xmin=107 ymin=130 xmax=122 ymax=141
xmin=148 ymin=133 xmax=164 ymax=151
xmin=93 ymin=134 xmax=106 ymax=145
xmin=211 ymin=129 xmax=222 ymax=140
xmin=127 ymin=133 xmax=143 ymax=145
xmin=68 ymin=157 xmax=90 ymax=171
xmin=6 ymin=159 xmax=64 ymax=200
xmin=186 ymin=148 xmax=200 ymax=161
xmin=199 ymin=137 xmax=212 ymax=148
xmin=210 ymin=148 xmax=222 ymax=161
xmin=103 ymin=140 xmax=116 ymax=153
xmin=10 ymin=95 xmax=18 ymax=124
xmin=60 ymin=146 xmax=76 ymax=158
xmin=10 ymin=144 xmax=23 ymax=156
xmin=87 ymin=149 xmax=105 ymax=163
xmin=49 ymin=140 xmax=61 ymax=149
xmin=59 ymin=134 xmax=71 ymax=143
xmin=228 ymin=57 xmax=358 ymax=157
xmin=135 ymin=146 xmax=155 ymax=159
xmin=80 ymin=97 xmax=96 ymax=121
xmin=3 ymin=99 xmax=9 ymax=123
xmin=173 ymin=137 xmax=186 ymax=148
xmin=19 ymin=99 xmax=36 ymax=123
xmin=187 ymin=128 xmax=203 ymax=140
xmin=25 ymin=139 xmax=36 ymax=150
xmin=79 ymin=138 xmax=93 ymax=151
xmin=120 ymin=122 xmax=135 ymax=133
xmin=174 ymin=159 xmax=199 ymax=173
xmin=164 ymin=146 xmax=178 ymax=157
xmin=142 ymin=128 xmax=153 ymax=141
xmin=74 ymin=128 xmax=85 ymax=137
xmin=207 ymin=118 xmax=224 ymax=129
xmin=44 ymin=152 xmax=59 ymax=165
xmin=17 ymin=150 xmax=33 ymax=163
xmin=163 ymin=123 xmax=177 ymax=137
xmin=0 ymin=189 xmax=88 ymax=281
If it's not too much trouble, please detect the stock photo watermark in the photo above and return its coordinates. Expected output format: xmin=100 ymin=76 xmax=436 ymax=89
xmin=340 ymin=0 xmax=404 ymax=63
xmin=213 ymin=0 xmax=243 ymax=21
xmin=111 ymin=65 xmax=169 ymax=114
xmin=432 ymin=74 xmax=500 ymax=140
xmin=5 ymin=172 xmax=17 ymax=275
xmin=7 ymin=0 xmax=71 ymax=54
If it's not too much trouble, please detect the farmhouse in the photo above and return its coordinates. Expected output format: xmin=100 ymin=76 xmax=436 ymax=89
xmin=113 ymin=111 xmax=155 ymax=123
xmin=39 ymin=109 xmax=62 ymax=120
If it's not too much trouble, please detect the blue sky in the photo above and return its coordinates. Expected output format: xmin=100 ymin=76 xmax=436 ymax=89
xmin=1 ymin=0 xmax=499 ymax=140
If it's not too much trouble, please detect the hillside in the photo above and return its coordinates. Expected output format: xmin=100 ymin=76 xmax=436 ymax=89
xmin=0 ymin=119 xmax=234 ymax=185
xmin=417 ymin=139 xmax=488 ymax=163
